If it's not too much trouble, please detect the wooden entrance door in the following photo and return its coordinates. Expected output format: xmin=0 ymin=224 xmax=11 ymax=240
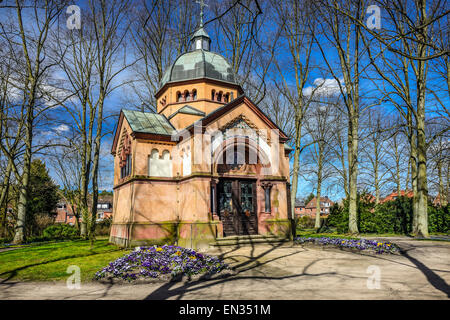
xmin=218 ymin=179 xmax=257 ymax=236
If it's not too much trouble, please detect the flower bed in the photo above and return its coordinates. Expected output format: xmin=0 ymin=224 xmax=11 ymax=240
xmin=294 ymin=236 xmax=399 ymax=254
xmin=94 ymin=245 xmax=230 ymax=282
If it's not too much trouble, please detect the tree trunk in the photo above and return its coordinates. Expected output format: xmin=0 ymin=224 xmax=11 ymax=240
xmin=348 ymin=113 xmax=359 ymax=234
xmin=290 ymin=116 xmax=302 ymax=231
xmin=437 ymin=161 xmax=446 ymax=207
xmin=416 ymin=105 xmax=428 ymax=237
xmin=0 ymin=159 xmax=12 ymax=238
xmin=408 ymin=109 xmax=419 ymax=235
xmin=414 ymin=0 xmax=429 ymax=238
xmin=315 ymin=146 xmax=323 ymax=229
xmin=13 ymin=108 xmax=33 ymax=244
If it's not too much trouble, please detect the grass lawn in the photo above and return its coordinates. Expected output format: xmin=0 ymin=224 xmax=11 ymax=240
xmin=296 ymin=229 xmax=449 ymax=241
xmin=295 ymin=229 xmax=359 ymax=240
xmin=0 ymin=238 xmax=130 ymax=282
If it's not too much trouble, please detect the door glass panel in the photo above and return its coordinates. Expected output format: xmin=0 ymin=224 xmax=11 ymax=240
xmin=240 ymin=182 xmax=253 ymax=212
xmin=219 ymin=181 xmax=232 ymax=212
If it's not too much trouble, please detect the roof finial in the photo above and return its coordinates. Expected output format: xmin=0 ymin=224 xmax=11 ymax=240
xmin=196 ymin=0 xmax=208 ymax=27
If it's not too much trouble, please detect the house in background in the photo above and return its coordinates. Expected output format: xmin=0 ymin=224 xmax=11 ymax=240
xmin=432 ymin=194 xmax=449 ymax=207
xmin=55 ymin=194 xmax=113 ymax=225
xmin=380 ymin=190 xmax=414 ymax=204
xmin=294 ymin=199 xmax=305 ymax=218
xmin=296 ymin=196 xmax=334 ymax=219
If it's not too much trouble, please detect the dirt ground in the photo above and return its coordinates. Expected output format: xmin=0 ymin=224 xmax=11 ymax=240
xmin=0 ymin=238 xmax=449 ymax=300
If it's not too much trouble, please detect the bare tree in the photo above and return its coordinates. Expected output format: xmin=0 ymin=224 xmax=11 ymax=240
xmin=51 ymin=0 xmax=132 ymax=240
xmin=126 ymin=0 xmax=197 ymax=111
xmin=0 ymin=1 xmax=68 ymax=243
xmin=271 ymin=0 xmax=320 ymax=235
xmin=210 ymin=0 xmax=275 ymax=104
xmin=313 ymin=0 xmax=373 ymax=234
xmin=359 ymin=109 xmax=391 ymax=204
xmin=304 ymin=95 xmax=336 ymax=228
xmin=335 ymin=0 xmax=450 ymax=236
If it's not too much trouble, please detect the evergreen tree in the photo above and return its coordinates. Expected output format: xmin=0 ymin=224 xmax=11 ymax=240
xmin=25 ymin=159 xmax=59 ymax=237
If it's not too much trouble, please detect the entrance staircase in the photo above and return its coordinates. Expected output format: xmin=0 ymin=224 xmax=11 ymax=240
xmin=210 ymin=234 xmax=290 ymax=247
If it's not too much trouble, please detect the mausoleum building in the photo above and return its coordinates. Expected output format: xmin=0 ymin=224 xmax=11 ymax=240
xmin=110 ymin=24 xmax=292 ymax=248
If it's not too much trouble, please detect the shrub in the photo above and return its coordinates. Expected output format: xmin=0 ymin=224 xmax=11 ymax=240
xmin=296 ymin=216 xmax=315 ymax=229
xmin=27 ymin=235 xmax=50 ymax=243
xmin=95 ymin=217 xmax=112 ymax=236
xmin=328 ymin=203 xmax=349 ymax=233
xmin=43 ymin=224 xmax=79 ymax=240
xmin=428 ymin=204 xmax=450 ymax=233
xmin=327 ymin=194 xmax=449 ymax=235
xmin=0 ymin=237 xmax=12 ymax=245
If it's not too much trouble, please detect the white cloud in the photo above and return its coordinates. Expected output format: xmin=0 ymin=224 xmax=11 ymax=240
xmin=303 ymin=77 xmax=345 ymax=97
xmin=54 ymin=124 xmax=70 ymax=132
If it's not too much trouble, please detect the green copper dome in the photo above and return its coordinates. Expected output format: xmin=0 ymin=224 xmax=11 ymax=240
xmin=160 ymin=27 xmax=236 ymax=88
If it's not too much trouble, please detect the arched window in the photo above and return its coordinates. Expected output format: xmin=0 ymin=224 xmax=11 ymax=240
xmin=224 ymin=93 xmax=229 ymax=103
xmin=182 ymin=146 xmax=191 ymax=176
xmin=151 ymin=149 xmax=159 ymax=159
xmin=176 ymin=91 xmax=181 ymax=102
xmin=192 ymin=89 xmax=197 ymax=100
xmin=162 ymin=150 xmax=171 ymax=160
xmin=211 ymin=90 xmax=216 ymax=101
xmin=184 ymin=90 xmax=190 ymax=101
xmin=217 ymin=91 xmax=223 ymax=102
xmin=149 ymin=149 xmax=172 ymax=177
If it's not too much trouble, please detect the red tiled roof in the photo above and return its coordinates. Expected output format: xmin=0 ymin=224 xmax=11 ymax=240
xmin=305 ymin=196 xmax=334 ymax=209
xmin=381 ymin=190 xmax=414 ymax=203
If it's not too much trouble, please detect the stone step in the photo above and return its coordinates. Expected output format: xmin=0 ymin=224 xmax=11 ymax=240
xmin=210 ymin=236 xmax=290 ymax=247
xmin=215 ymin=234 xmax=281 ymax=241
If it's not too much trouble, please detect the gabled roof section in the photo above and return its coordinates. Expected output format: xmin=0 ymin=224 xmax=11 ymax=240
xmin=111 ymin=109 xmax=176 ymax=155
xmin=122 ymin=109 xmax=175 ymax=135
xmin=168 ymin=105 xmax=206 ymax=120
xmin=176 ymin=95 xmax=288 ymax=141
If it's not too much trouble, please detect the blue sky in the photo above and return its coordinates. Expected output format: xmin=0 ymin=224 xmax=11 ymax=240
xmin=9 ymin=1 xmax=446 ymax=202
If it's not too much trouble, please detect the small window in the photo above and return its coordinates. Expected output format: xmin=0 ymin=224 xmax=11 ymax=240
xmin=224 ymin=93 xmax=229 ymax=103
xmin=121 ymin=153 xmax=131 ymax=178
xmin=176 ymin=91 xmax=182 ymax=102
xmin=192 ymin=89 xmax=197 ymax=100
xmin=185 ymin=90 xmax=190 ymax=101
xmin=217 ymin=91 xmax=223 ymax=102
xmin=265 ymin=187 xmax=271 ymax=213
xmin=211 ymin=90 xmax=215 ymax=101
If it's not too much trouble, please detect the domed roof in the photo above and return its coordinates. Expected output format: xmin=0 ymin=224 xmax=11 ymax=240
xmin=160 ymin=50 xmax=236 ymax=87
xmin=159 ymin=27 xmax=236 ymax=88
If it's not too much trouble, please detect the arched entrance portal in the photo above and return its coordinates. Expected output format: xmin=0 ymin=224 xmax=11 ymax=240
xmin=217 ymin=179 xmax=257 ymax=236
xmin=212 ymin=138 xmax=270 ymax=236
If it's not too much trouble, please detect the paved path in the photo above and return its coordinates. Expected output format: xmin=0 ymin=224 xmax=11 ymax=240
xmin=0 ymin=238 xmax=449 ymax=300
